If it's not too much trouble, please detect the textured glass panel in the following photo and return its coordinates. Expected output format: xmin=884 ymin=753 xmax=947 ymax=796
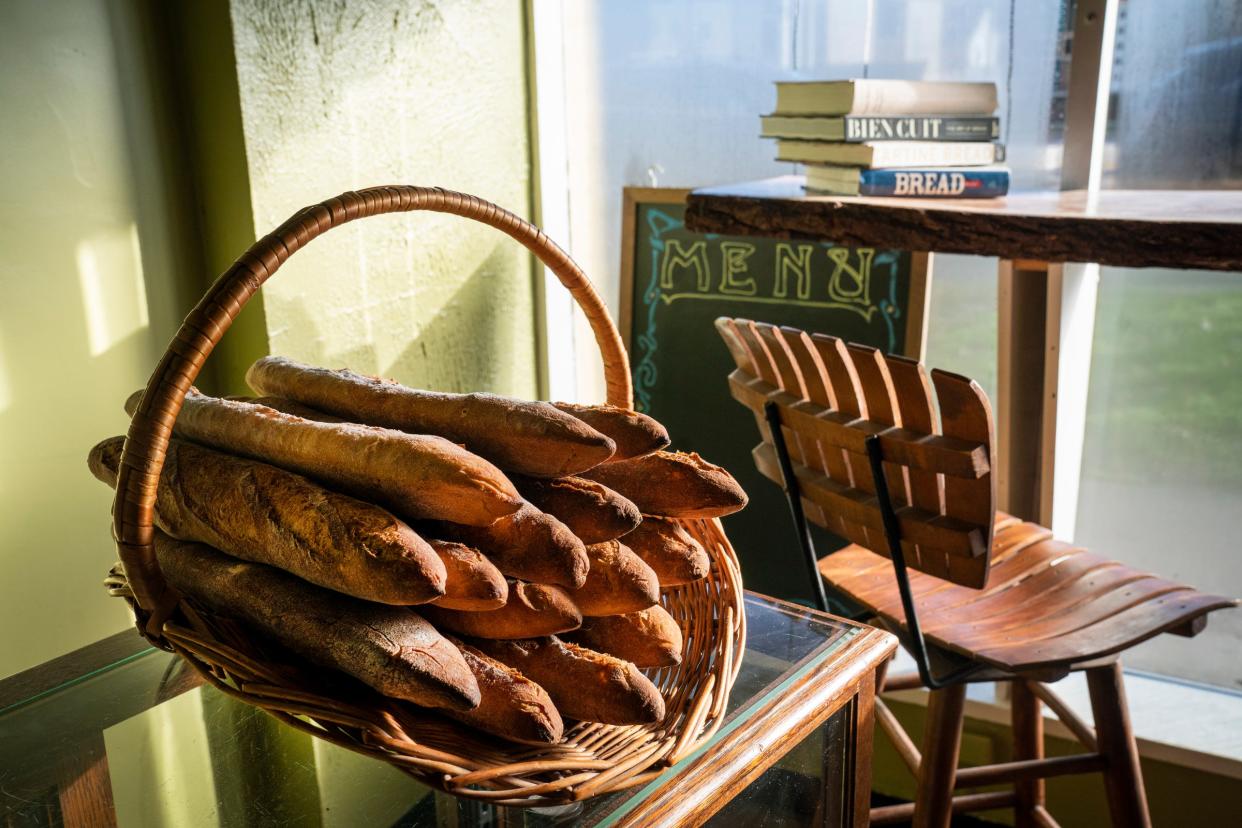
xmin=1076 ymin=1 xmax=1242 ymax=688
xmin=923 ymin=254 xmax=1000 ymax=403
xmin=1075 ymin=268 xmax=1242 ymax=689
xmin=1103 ymin=0 xmax=1242 ymax=188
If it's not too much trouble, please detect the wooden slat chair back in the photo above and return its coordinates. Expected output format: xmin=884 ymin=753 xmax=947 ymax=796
xmin=716 ymin=316 xmax=1238 ymax=828
xmin=715 ymin=316 xmax=995 ymax=588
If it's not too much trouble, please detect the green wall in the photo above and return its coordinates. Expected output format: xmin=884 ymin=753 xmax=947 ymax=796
xmin=0 ymin=0 xmax=198 ymax=679
xmin=0 ymin=0 xmax=539 ymax=680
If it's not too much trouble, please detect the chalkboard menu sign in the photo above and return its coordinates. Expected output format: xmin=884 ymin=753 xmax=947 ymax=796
xmin=620 ymin=187 xmax=930 ymax=601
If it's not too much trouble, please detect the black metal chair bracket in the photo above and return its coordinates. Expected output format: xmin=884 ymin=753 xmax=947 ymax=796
xmin=763 ymin=398 xmax=973 ymax=689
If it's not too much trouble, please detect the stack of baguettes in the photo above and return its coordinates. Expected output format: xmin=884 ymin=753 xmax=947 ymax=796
xmin=88 ymin=356 xmax=746 ymax=746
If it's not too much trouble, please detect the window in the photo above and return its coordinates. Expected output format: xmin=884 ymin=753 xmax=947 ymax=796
xmin=1071 ymin=0 xmax=1242 ymax=689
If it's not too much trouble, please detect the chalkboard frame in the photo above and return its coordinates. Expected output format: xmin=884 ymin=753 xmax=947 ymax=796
xmin=618 ymin=186 xmax=933 ymax=359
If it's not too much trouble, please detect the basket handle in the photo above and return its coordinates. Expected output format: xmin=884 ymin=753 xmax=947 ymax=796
xmin=115 ymin=186 xmax=632 ymax=624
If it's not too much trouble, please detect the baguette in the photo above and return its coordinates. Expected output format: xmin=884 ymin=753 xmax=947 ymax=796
xmin=622 ymin=516 xmax=711 ymax=586
xmin=552 ymin=402 xmax=670 ymax=462
xmin=443 ymin=639 xmax=564 ymax=743
xmin=470 ymin=636 xmax=664 ymax=725
xmin=570 ymin=605 xmax=683 ymax=668
xmin=572 ymin=541 xmax=659 ymax=617
xmin=513 ymin=475 xmax=640 ymax=544
xmin=249 ymin=395 xmax=343 ymax=422
xmin=427 ymin=504 xmax=589 ymax=589
xmin=125 ymin=389 xmax=521 ymax=527
xmin=154 ymin=534 xmax=479 ymax=710
xmin=423 ymin=581 xmax=581 ymax=639
xmin=246 ymin=356 xmax=616 ymax=477
xmin=88 ymin=436 xmax=446 ymax=605
xmin=581 ymin=450 xmax=747 ymax=518
xmin=429 ymin=540 xmax=509 ymax=611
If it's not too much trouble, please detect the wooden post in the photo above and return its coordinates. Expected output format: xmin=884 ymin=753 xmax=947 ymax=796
xmin=996 ymin=260 xmax=1051 ymax=521
xmin=1086 ymin=662 xmax=1151 ymax=828
xmin=912 ymin=684 xmax=967 ymax=828
xmin=851 ymin=669 xmax=879 ymax=828
xmin=1011 ymin=680 xmax=1046 ymax=827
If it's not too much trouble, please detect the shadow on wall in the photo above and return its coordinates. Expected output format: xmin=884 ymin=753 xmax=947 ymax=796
xmin=265 ymin=240 xmax=536 ymax=395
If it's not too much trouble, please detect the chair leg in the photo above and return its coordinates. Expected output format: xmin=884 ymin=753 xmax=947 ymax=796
xmin=1011 ymin=679 xmax=1045 ymax=828
xmin=912 ymin=684 xmax=966 ymax=828
xmin=1086 ymin=662 xmax=1151 ymax=828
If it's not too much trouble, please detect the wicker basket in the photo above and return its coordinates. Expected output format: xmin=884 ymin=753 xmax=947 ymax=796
xmin=106 ymin=186 xmax=746 ymax=806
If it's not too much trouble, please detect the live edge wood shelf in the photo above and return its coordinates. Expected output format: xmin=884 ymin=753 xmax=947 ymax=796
xmin=685 ymin=176 xmax=1242 ymax=272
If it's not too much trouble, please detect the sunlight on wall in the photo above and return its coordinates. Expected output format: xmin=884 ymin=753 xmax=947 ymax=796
xmin=0 ymin=329 xmax=11 ymax=414
xmin=77 ymin=224 xmax=150 ymax=356
xmin=229 ymin=0 xmax=538 ymax=398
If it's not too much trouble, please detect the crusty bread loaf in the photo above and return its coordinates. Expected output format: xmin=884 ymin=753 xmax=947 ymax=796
xmin=126 ymin=389 xmax=521 ymax=527
xmin=428 ymin=540 xmax=509 ymax=611
xmin=552 ymin=402 xmax=669 ymax=462
xmin=443 ymin=639 xmax=564 ymax=744
xmin=570 ymin=605 xmax=683 ymax=668
xmin=572 ymin=541 xmax=659 ymax=617
xmin=582 ymin=450 xmax=747 ymax=518
xmin=422 ymin=582 xmax=582 ymax=639
xmin=427 ymin=504 xmax=589 ymax=589
xmin=470 ymin=636 xmax=664 ymax=725
xmin=88 ymin=435 xmax=446 ymax=605
xmin=248 ymin=395 xmax=343 ymax=422
xmin=513 ymin=475 xmax=640 ymax=544
xmin=246 ymin=356 xmax=616 ymax=477
xmin=622 ymin=516 xmax=711 ymax=586
xmin=154 ymin=534 xmax=479 ymax=710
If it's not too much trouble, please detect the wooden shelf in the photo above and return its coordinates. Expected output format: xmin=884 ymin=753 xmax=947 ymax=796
xmin=684 ymin=176 xmax=1242 ymax=271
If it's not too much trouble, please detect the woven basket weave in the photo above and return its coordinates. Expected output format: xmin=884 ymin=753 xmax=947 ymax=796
xmin=106 ymin=186 xmax=746 ymax=806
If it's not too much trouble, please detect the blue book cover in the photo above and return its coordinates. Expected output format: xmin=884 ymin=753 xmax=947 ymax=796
xmin=805 ymin=165 xmax=1009 ymax=198
xmin=859 ymin=167 xmax=1009 ymax=197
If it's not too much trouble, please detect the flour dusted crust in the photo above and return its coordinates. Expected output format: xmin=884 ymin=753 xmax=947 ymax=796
xmin=445 ymin=640 xmax=564 ymax=744
xmin=570 ymin=605 xmax=684 ymax=668
xmin=471 ymin=636 xmax=665 ymax=726
xmin=513 ymin=475 xmax=641 ymax=544
xmin=621 ymin=516 xmax=711 ymax=586
xmin=552 ymin=402 xmax=670 ymax=462
xmin=427 ymin=540 xmax=509 ymax=611
xmin=89 ymin=435 xmax=446 ymax=605
xmin=126 ymin=388 xmax=522 ymax=527
xmin=423 ymin=581 xmax=582 ymax=639
xmin=571 ymin=540 xmax=660 ymax=617
xmin=154 ymin=534 xmax=480 ymax=711
xmin=427 ymin=504 xmax=589 ymax=589
xmin=581 ymin=450 xmax=748 ymax=518
xmin=247 ymin=356 xmax=617 ymax=477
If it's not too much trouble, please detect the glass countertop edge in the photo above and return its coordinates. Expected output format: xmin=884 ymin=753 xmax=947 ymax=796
xmin=0 ymin=644 xmax=157 ymax=717
xmin=593 ymin=620 xmax=864 ymax=827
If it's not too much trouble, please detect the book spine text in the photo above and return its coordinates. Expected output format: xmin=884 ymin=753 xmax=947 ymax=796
xmin=842 ymin=116 xmax=999 ymax=142
xmin=858 ymin=169 xmax=1010 ymax=198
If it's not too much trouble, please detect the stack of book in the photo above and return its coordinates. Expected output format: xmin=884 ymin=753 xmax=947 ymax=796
xmin=761 ymin=79 xmax=1009 ymax=198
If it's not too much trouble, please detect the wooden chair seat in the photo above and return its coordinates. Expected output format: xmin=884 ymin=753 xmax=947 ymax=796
xmin=819 ymin=513 xmax=1237 ymax=674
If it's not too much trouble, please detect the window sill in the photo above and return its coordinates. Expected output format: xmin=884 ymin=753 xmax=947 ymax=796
xmin=882 ymin=650 xmax=1242 ymax=780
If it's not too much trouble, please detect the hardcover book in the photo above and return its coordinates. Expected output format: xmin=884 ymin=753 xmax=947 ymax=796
xmin=760 ymin=114 xmax=999 ymax=142
xmin=774 ymin=79 xmax=997 ymax=116
xmin=804 ymin=165 xmax=1010 ymax=198
xmin=775 ymin=139 xmax=1002 ymax=168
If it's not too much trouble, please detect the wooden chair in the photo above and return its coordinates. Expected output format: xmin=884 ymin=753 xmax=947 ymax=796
xmin=715 ymin=316 xmax=1238 ymax=828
